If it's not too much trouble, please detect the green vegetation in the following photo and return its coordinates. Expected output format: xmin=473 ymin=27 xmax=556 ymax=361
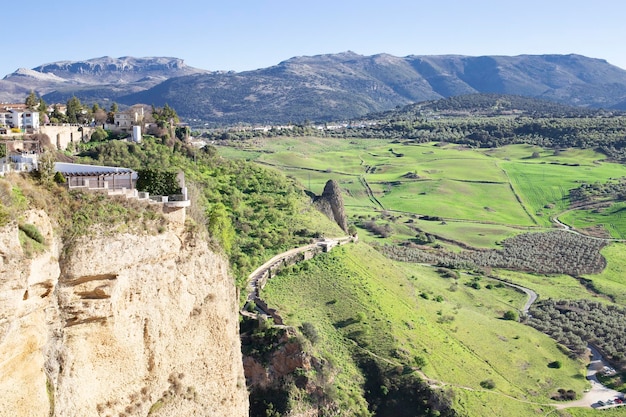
xmin=216 ymin=128 xmax=626 ymax=416
xmin=379 ymin=230 xmax=607 ymax=276
xmin=528 ymin=300 xmax=626 ymax=368
xmin=136 ymin=169 xmax=181 ymax=196
xmin=75 ymin=137 xmax=342 ymax=285
xmin=560 ymin=203 xmax=626 ymax=239
xmin=18 ymin=223 xmax=44 ymax=244
xmin=262 ymin=244 xmax=588 ymax=416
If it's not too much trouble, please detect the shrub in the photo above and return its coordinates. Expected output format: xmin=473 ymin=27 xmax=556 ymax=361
xmin=0 ymin=204 xmax=9 ymax=227
xmin=414 ymin=355 xmax=427 ymax=369
xmin=53 ymin=171 xmax=66 ymax=184
xmin=19 ymin=223 xmax=44 ymax=244
xmin=480 ymin=379 xmax=496 ymax=389
xmin=551 ymin=388 xmax=576 ymax=401
xmin=90 ymin=127 xmax=109 ymax=142
xmin=548 ymin=360 xmax=562 ymax=369
xmin=503 ymin=310 xmax=519 ymax=321
xmin=300 ymin=322 xmax=319 ymax=344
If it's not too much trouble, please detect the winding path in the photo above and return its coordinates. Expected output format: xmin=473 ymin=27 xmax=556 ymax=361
xmin=240 ymin=232 xmax=621 ymax=411
xmin=487 ymin=276 xmax=537 ymax=315
xmin=551 ymin=207 xmax=626 ymax=242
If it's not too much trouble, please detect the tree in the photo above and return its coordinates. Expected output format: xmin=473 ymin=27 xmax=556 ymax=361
xmin=49 ymin=104 xmax=66 ymax=123
xmin=93 ymin=108 xmax=108 ymax=125
xmin=136 ymin=169 xmax=181 ymax=196
xmin=175 ymin=125 xmax=190 ymax=141
xmin=36 ymin=151 xmax=56 ymax=184
xmin=90 ymin=127 xmax=109 ymax=142
xmin=107 ymin=102 xmax=119 ymax=124
xmin=503 ymin=310 xmax=519 ymax=321
xmin=66 ymin=96 xmax=83 ymax=124
xmin=207 ymin=203 xmax=235 ymax=253
xmin=37 ymin=98 xmax=48 ymax=124
xmin=25 ymin=90 xmax=39 ymax=109
xmin=152 ymin=103 xmax=179 ymax=128
xmin=480 ymin=379 xmax=496 ymax=389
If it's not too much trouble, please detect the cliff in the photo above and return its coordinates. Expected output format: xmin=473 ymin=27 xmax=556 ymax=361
xmin=0 ymin=209 xmax=248 ymax=416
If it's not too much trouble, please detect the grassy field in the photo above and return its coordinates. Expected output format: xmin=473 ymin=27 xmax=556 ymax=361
xmin=582 ymin=243 xmax=626 ymax=305
xmin=218 ymin=137 xmax=626 ymax=416
xmin=218 ymin=138 xmax=626 ymax=236
xmin=263 ymin=244 xmax=590 ymax=416
xmin=560 ymin=202 xmax=626 ymax=239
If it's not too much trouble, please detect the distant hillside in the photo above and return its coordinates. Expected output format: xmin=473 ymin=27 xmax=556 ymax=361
xmin=0 ymin=56 xmax=208 ymax=103
xmin=367 ymin=93 xmax=616 ymax=120
xmin=121 ymin=52 xmax=626 ymax=124
xmin=2 ymin=53 xmax=626 ymax=124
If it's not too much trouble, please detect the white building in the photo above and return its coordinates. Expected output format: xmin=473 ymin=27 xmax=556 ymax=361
xmin=0 ymin=109 xmax=40 ymax=131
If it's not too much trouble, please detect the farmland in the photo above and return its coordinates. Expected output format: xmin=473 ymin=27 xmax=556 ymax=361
xmin=222 ymin=139 xmax=626 ymax=243
xmin=218 ymin=137 xmax=626 ymax=416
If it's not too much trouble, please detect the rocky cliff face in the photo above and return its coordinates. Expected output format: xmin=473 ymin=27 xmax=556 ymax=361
xmin=314 ymin=180 xmax=348 ymax=233
xmin=0 ymin=210 xmax=248 ymax=417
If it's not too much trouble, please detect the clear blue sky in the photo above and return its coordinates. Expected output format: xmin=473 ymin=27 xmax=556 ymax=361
xmin=2 ymin=0 xmax=625 ymax=77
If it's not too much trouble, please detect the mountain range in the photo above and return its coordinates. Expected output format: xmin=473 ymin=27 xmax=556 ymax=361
xmin=2 ymin=52 xmax=626 ymax=125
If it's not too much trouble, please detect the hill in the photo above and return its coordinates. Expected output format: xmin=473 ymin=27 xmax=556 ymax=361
xmin=368 ymin=93 xmax=616 ymax=120
xmin=2 ymin=53 xmax=626 ymax=124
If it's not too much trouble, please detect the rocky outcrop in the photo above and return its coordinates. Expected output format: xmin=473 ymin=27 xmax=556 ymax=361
xmin=314 ymin=180 xmax=348 ymax=233
xmin=0 ymin=210 xmax=248 ymax=417
xmin=243 ymin=326 xmax=332 ymax=417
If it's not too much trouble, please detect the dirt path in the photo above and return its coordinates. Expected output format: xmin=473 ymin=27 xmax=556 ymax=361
xmin=552 ymin=207 xmax=626 ymax=242
xmin=488 ymin=276 xmax=537 ymax=315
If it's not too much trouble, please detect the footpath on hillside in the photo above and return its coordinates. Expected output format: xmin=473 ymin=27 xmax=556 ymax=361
xmin=241 ymin=233 xmax=624 ymax=411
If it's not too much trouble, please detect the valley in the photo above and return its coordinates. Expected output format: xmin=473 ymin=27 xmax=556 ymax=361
xmin=219 ymin=137 xmax=626 ymax=416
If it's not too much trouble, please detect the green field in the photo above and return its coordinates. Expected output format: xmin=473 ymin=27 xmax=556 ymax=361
xmin=263 ymin=244 xmax=590 ymax=416
xmin=218 ymin=138 xmax=626 ymax=243
xmin=218 ymin=137 xmax=626 ymax=416
xmin=560 ymin=202 xmax=626 ymax=239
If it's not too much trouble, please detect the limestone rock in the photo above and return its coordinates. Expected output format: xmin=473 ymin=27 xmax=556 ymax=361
xmin=314 ymin=180 xmax=348 ymax=233
xmin=0 ymin=210 xmax=248 ymax=417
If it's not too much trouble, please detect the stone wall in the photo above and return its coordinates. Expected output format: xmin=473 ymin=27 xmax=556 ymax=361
xmin=39 ymin=125 xmax=96 ymax=150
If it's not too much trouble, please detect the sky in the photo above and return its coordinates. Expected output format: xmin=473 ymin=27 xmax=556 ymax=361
xmin=1 ymin=0 xmax=625 ymax=77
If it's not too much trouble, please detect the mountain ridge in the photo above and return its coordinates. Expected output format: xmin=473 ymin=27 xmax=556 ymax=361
xmin=2 ymin=52 xmax=626 ymax=124
xmin=0 ymin=56 xmax=208 ymax=104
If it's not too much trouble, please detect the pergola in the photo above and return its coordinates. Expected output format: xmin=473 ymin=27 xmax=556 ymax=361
xmin=55 ymin=162 xmax=136 ymax=190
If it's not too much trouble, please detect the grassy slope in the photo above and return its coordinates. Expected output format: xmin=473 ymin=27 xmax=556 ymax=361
xmin=218 ymin=138 xmax=626 ymax=416
xmin=560 ymin=203 xmax=626 ymax=239
xmin=582 ymin=243 xmax=626 ymax=305
xmin=263 ymin=243 xmax=589 ymax=417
